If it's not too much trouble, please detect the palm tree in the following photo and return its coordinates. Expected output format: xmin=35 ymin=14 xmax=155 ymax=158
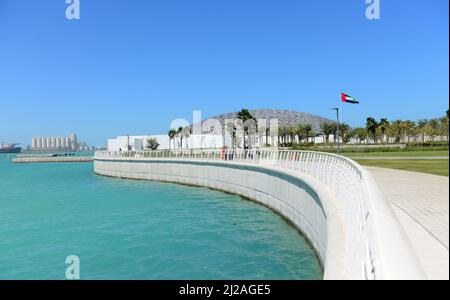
xmin=278 ymin=126 xmax=287 ymax=145
xmin=440 ymin=114 xmax=449 ymax=142
xmin=236 ymin=109 xmax=256 ymax=148
xmin=378 ymin=118 xmax=390 ymax=143
xmin=389 ymin=120 xmax=406 ymax=143
xmin=320 ymin=122 xmax=333 ymax=144
xmin=183 ymin=126 xmax=191 ymax=149
xmin=291 ymin=125 xmax=298 ymax=144
xmin=177 ymin=127 xmax=184 ymax=149
xmin=265 ymin=126 xmax=270 ymax=147
xmin=329 ymin=123 xmax=338 ymax=143
xmin=339 ymin=123 xmax=351 ymax=144
xmin=304 ymin=124 xmax=312 ymax=143
xmin=429 ymin=119 xmax=441 ymax=142
xmin=293 ymin=124 xmax=302 ymax=144
xmin=226 ymin=122 xmax=237 ymax=149
xmin=403 ymin=120 xmax=416 ymax=143
xmin=417 ymin=120 xmax=428 ymax=143
xmin=352 ymin=127 xmax=368 ymax=144
xmin=366 ymin=117 xmax=379 ymax=143
xmin=168 ymin=129 xmax=177 ymax=150
xmin=308 ymin=130 xmax=317 ymax=144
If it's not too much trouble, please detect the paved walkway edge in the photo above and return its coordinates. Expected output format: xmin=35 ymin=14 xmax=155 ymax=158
xmin=391 ymin=206 xmax=449 ymax=280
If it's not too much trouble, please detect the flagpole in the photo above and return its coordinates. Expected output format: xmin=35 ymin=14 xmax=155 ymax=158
xmin=336 ymin=108 xmax=340 ymax=154
xmin=331 ymin=107 xmax=340 ymax=154
xmin=339 ymin=93 xmax=343 ymax=149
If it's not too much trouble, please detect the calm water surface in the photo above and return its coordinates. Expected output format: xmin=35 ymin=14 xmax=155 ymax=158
xmin=0 ymin=154 xmax=322 ymax=279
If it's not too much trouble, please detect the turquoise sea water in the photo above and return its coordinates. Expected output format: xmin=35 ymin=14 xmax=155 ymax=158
xmin=0 ymin=154 xmax=322 ymax=280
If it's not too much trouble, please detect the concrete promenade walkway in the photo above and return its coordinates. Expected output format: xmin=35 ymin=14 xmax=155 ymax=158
xmin=366 ymin=166 xmax=449 ymax=280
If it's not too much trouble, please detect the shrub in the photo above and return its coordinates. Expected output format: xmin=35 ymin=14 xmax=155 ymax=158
xmin=146 ymin=138 xmax=160 ymax=151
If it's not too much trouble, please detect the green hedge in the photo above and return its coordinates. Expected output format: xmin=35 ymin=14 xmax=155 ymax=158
xmin=289 ymin=145 xmax=449 ymax=153
xmin=405 ymin=141 xmax=449 ymax=148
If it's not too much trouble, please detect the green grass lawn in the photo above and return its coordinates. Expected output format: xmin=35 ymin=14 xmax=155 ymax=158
xmin=343 ymin=151 xmax=449 ymax=157
xmin=355 ymin=159 xmax=449 ymax=177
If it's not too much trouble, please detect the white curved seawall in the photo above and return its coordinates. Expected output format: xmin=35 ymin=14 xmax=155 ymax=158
xmin=94 ymin=150 xmax=426 ymax=280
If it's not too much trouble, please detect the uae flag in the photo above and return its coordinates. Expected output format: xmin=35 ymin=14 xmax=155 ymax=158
xmin=341 ymin=93 xmax=359 ymax=104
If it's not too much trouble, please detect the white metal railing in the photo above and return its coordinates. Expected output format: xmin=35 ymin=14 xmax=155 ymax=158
xmin=94 ymin=149 xmax=425 ymax=280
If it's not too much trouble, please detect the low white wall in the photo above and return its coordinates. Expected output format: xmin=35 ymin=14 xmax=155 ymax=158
xmin=94 ymin=157 xmax=348 ymax=279
xmin=108 ymin=135 xmax=170 ymax=151
xmin=94 ymin=151 xmax=426 ymax=280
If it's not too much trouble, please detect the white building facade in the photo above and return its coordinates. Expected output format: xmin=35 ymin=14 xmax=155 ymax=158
xmin=107 ymin=134 xmax=225 ymax=152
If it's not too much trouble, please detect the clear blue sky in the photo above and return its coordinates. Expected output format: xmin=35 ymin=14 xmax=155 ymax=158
xmin=0 ymin=0 xmax=448 ymax=146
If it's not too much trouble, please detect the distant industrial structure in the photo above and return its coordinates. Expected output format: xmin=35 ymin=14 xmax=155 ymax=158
xmin=31 ymin=133 xmax=93 ymax=151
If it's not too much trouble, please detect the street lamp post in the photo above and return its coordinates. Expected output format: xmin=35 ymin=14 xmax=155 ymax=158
xmin=331 ymin=108 xmax=340 ymax=154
